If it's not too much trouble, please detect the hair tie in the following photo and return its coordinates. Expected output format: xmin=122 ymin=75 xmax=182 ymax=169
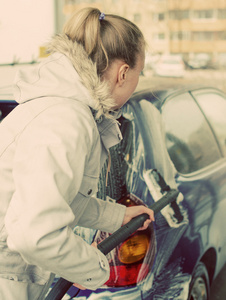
xmin=99 ymin=12 xmax=105 ymax=21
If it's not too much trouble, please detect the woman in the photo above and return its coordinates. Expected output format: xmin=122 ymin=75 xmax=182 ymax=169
xmin=0 ymin=7 xmax=154 ymax=300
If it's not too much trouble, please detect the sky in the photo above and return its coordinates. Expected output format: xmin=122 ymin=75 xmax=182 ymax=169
xmin=0 ymin=0 xmax=55 ymax=64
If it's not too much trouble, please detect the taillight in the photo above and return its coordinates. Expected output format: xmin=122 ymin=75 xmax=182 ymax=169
xmin=118 ymin=232 xmax=150 ymax=264
xmin=105 ymin=263 xmax=149 ymax=287
xmin=95 ymin=194 xmax=155 ymax=288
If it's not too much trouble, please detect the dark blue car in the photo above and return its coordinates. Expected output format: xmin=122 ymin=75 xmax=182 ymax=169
xmin=1 ymin=86 xmax=226 ymax=300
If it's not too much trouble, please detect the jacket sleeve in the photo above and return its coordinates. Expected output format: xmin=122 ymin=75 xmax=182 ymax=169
xmin=77 ymin=196 xmax=126 ymax=233
xmin=4 ymin=104 xmax=111 ymax=289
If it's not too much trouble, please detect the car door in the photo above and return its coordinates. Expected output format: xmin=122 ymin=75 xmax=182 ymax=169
xmin=191 ymin=89 xmax=226 ymax=269
xmin=161 ymin=89 xmax=226 ymax=277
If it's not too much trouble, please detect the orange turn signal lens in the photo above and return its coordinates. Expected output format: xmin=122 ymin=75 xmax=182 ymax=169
xmin=118 ymin=233 xmax=150 ymax=264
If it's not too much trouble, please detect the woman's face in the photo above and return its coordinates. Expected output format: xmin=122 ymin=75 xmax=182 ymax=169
xmin=114 ymin=53 xmax=145 ymax=109
xmin=102 ymin=51 xmax=145 ymax=110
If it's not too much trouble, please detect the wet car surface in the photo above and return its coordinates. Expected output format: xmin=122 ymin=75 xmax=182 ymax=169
xmin=1 ymin=85 xmax=226 ymax=300
xmin=76 ymin=86 xmax=226 ymax=300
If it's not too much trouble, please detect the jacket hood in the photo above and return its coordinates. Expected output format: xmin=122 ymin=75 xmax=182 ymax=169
xmin=14 ymin=34 xmax=116 ymax=119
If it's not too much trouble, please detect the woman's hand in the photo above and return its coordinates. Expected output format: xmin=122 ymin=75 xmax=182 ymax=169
xmin=72 ymin=282 xmax=86 ymax=290
xmin=73 ymin=242 xmax=98 ymax=290
xmin=122 ymin=206 xmax=155 ymax=230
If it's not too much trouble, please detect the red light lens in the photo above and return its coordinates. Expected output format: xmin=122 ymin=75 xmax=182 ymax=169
xmin=104 ymin=263 xmax=149 ymax=287
xmin=96 ymin=193 xmax=155 ymax=288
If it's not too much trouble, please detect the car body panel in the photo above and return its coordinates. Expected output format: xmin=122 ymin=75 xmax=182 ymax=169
xmin=0 ymin=86 xmax=225 ymax=299
xmin=79 ymin=87 xmax=226 ymax=299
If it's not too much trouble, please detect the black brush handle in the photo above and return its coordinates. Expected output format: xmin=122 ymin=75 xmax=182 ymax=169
xmin=46 ymin=189 xmax=179 ymax=300
xmin=45 ymin=279 xmax=73 ymax=300
xmin=97 ymin=189 xmax=179 ymax=255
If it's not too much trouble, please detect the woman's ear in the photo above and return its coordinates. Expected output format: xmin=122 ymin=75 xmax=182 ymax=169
xmin=118 ymin=64 xmax=130 ymax=86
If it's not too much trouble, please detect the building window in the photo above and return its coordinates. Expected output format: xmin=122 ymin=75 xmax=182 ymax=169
xmin=153 ymin=12 xmax=165 ymax=21
xmin=218 ymin=32 xmax=226 ymax=40
xmin=218 ymin=9 xmax=226 ymax=19
xmin=134 ymin=13 xmax=141 ymax=22
xmin=153 ymin=33 xmax=165 ymax=40
xmin=169 ymin=10 xmax=189 ymax=20
xmin=170 ymin=31 xmax=190 ymax=41
xmin=158 ymin=13 xmax=165 ymax=21
xmin=193 ymin=10 xmax=214 ymax=19
xmin=192 ymin=31 xmax=214 ymax=41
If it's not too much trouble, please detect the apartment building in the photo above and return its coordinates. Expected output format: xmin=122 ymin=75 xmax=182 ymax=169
xmin=55 ymin=0 xmax=169 ymax=54
xmin=55 ymin=0 xmax=226 ymax=61
xmin=168 ymin=0 xmax=226 ymax=60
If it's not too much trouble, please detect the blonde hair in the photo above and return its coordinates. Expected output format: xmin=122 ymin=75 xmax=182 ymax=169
xmin=63 ymin=7 xmax=145 ymax=76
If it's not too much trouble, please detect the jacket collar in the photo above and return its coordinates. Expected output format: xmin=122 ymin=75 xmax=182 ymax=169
xmin=47 ymin=34 xmax=123 ymax=153
xmin=47 ymin=34 xmax=117 ymax=121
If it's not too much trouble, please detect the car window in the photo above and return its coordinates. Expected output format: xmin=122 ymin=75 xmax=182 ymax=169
xmin=161 ymin=92 xmax=222 ymax=174
xmin=193 ymin=91 xmax=226 ymax=157
xmin=0 ymin=102 xmax=17 ymax=122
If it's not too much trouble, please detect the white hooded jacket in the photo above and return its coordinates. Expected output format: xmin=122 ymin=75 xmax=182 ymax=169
xmin=0 ymin=34 xmax=126 ymax=296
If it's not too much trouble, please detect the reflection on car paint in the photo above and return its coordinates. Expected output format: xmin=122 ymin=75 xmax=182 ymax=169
xmin=143 ymin=261 xmax=191 ymax=300
xmin=75 ymin=110 xmax=190 ymax=299
xmin=1 ymin=87 xmax=226 ymax=299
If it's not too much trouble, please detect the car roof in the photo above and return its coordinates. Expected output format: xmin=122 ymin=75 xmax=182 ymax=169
xmin=130 ymin=84 xmax=223 ymax=109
